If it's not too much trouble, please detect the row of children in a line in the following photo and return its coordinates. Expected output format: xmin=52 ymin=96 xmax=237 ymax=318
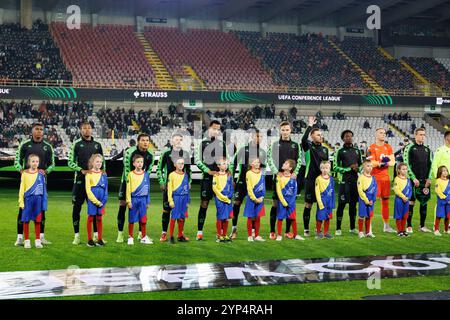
xmin=214 ymin=157 xmax=450 ymax=240
xmin=18 ymin=153 xmax=450 ymax=249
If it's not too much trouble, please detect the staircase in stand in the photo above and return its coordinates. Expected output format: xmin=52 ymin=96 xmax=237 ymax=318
xmin=135 ymin=32 xmax=176 ymax=90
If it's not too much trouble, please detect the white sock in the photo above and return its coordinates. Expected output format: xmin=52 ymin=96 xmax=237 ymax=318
xmin=384 ymin=223 xmax=390 ymax=229
xmin=252 ymin=228 xmax=255 ymax=233
xmin=197 ymin=231 xmax=203 ymax=236
xmin=162 ymin=231 xmax=167 ymax=235
xmin=118 ymin=231 xmax=123 ymax=235
xmin=74 ymin=233 xmax=79 ymax=237
xmin=17 ymin=234 xmax=23 ymax=240
xmin=232 ymin=226 xmax=237 ymax=232
xmin=94 ymin=232 xmax=98 ymax=237
xmin=40 ymin=233 xmax=44 ymax=239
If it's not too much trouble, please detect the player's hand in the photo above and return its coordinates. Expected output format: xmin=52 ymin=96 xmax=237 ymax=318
xmin=425 ymin=179 xmax=431 ymax=188
xmin=403 ymin=198 xmax=408 ymax=203
xmin=291 ymin=173 xmax=297 ymax=179
xmin=20 ymin=205 xmax=24 ymax=209
xmin=413 ymin=179 xmax=419 ymax=187
xmin=169 ymin=202 xmax=175 ymax=208
xmin=319 ymin=205 xmax=325 ymax=210
xmin=38 ymin=169 xmax=46 ymax=175
xmin=189 ymin=184 xmax=191 ymax=190
xmin=127 ymin=203 xmax=132 ymax=209
xmin=350 ymin=163 xmax=359 ymax=171
xmin=308 ymin=116 xmax=317 ymax=127
xmin=368 ymin=200 xmax=373 ymax=206
xmin=98 ymin=202 xmax=104 ymax=207
xmin=257 ymin=197 xmax=264 ymax=204
xmin=233 ymin=182 xmax=236 ymax=189
xmin=208 ymin=171 xmax=218 ymax=176
xmin=160 ymin=184 xmax=166 ymax=191
xmin=81 ymin=169 xmax=89 ymax=175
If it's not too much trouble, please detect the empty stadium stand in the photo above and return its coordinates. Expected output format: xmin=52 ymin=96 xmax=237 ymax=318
xmin=51 ymin=23 xmax=157 ymax=88
xmin=144 ymin=27 xmax=279 ymax=92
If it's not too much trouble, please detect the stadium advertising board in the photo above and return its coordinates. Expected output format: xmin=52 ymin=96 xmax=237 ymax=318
xmin=0 ymin=252 xmax=449 ymax=300
xmin=0 ymin=85 xmax=448 ymax=106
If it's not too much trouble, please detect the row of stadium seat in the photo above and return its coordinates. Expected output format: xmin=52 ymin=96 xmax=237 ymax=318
xmin=235 ymin=32 xmax=370 ymax=91
xmin=403 ymin=57 xmax=450 ymax=91
xmin=51 ymin=23 xmax=157 ymax=88
xmin=2 ymin=21 xmax=450 ymax=94
xmin=144 ymin=27 xmax=279 ymax=92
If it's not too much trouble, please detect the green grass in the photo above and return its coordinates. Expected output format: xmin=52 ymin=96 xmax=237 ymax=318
xmin=1 ymin=175 xmax=449 ymax=300
xmin=0 ymin=166 xmax=73 ymax=172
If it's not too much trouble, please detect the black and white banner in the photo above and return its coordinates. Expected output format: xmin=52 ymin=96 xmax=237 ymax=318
xmin=0 ymin=252 xmax=449 ymax=299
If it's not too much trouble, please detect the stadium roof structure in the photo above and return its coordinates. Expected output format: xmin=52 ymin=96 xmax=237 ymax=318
xmin=30 ymin=0 xmax=450 ymax=26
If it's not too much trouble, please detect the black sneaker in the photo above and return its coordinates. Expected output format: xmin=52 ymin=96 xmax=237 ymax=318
xmin=170 ymin=236 xmax=175 ymax=244
xmin=96 ymin=239 xmax=105 ymax=246
xmin=87 ymin=240 xmax=95 ymax=247
xmin=177 ymin=236 xmax=188 ymax=242
xmin=397 ymin=232 xmax=403 ymax=237
xmin=402 ymin=232 xmax=409 ymax=237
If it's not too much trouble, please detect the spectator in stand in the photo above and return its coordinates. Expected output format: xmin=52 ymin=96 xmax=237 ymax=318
xmin=386 ymin=128 xmax=394 ymax=138
xmin=363 ymin=120 xmax=371 ymax=129
xmin=410 ymin=122 xmax=417 ymax=134
xmin=290 ymin=107 xmax=297 ymax=120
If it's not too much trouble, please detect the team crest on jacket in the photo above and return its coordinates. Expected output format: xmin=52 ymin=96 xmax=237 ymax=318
xmin=291 ymin=144 xmax=296 ymax=148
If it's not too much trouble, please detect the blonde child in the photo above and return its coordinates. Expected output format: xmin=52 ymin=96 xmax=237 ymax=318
xmin=434 ymin=166 xmax=450 ymax=236
xmin=18 ymin=154 xmax=47 ymax=249
xmin=315 ymin=161 xmax=335 ymax=239
xmin=243 ymin=157 xmax=266 ymax=242
xmin=393 ymin=163 xmax=412 ymax=237
xmin=212 ymin=157 xmax=234 ymax=243
xmin=85 ymin=154 xmax=108 ymax=247
xmin=357 ymin=160 xmax=378 ymax=238
xmin=167 ymin=158 xmax=190 ymax=244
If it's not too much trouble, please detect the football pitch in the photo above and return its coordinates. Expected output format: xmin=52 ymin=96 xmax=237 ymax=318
xmin=1 ymin=176 xmax=449 ymax=300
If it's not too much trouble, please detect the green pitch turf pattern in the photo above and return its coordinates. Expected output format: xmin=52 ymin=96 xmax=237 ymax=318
xmin=0 ymin=165 xmax=72 ymax=172
xmin=1 ymin=177 xmax=449 ymax=300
